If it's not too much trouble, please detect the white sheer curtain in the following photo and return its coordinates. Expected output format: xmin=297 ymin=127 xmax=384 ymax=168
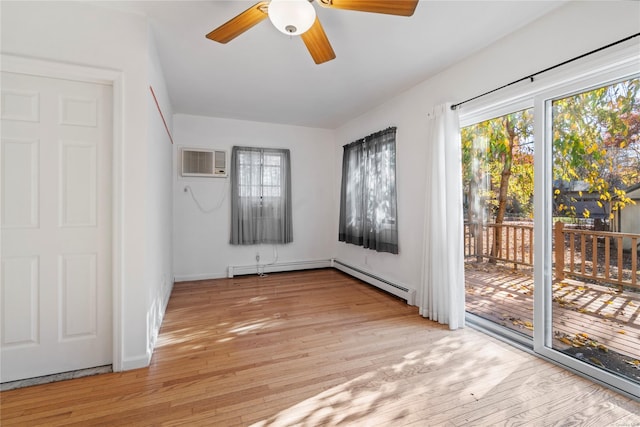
xmin=419 ymin=103 xmax=465 ymax=329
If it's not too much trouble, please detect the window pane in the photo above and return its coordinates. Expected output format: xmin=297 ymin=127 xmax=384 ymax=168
xmin=550 ymin=77 xmax=640 ymax=386
xmin=238 ymin=151 xmax=262 ymax=198
xmin=264 ymin=154 xmax=281 ymax=166
xmin=461 ymin=108 xmax=535 ymax=339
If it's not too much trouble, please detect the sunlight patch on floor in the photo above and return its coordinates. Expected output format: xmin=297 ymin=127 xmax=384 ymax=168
xmin=250 ymin=333 xmax=524 ymax=426
xmin=156 ymin=315 xmax=284 ymax=348
xmin=230 ymin=321 xmax=270 ymax=335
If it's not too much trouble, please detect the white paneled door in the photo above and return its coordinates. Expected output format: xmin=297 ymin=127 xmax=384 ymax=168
xmin=1 ymin=71 xmax=112 ymax=382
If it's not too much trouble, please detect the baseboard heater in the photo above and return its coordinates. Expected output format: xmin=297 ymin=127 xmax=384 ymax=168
xmin=227 ymin=259 xmax=332 ymax=278
xmin=226 ymin=258 xmax=416 ymax=306
xmin=331 ymin=259 xmax=416 ymax=306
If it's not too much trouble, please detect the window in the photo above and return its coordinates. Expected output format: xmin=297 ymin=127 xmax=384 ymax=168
xmin=338 ymin=127 xmax=398 ymax=254
xmin=230 ymin=146 xmax=292 ymax=245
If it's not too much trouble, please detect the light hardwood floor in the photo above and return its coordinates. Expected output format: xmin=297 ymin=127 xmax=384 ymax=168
xmin=1 ymin=269 xmax=638 ymax=426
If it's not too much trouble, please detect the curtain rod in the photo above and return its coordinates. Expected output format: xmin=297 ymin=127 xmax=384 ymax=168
xmin=450 ymin=32 xmax=640 ymax=111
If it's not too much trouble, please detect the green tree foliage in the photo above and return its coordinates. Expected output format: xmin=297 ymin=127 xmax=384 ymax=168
xmin=461 ymin=109 xmax=534 ymax=224
xmin=552 ymin=78 xmax=639 ymax=220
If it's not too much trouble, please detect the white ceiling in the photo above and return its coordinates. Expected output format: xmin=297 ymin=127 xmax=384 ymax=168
xmin=106 ymin=1 xmax=566 ymax=129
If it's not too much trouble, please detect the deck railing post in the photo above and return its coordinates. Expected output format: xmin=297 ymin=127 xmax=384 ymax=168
xmin=555 ymin=221 xmax=565 ymax=282
xmin=475 ymin=222 xmax=484 ymax=263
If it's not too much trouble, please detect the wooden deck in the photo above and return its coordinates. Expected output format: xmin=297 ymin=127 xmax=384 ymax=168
xmin=465 ymin=262 xmax=640 ymax=363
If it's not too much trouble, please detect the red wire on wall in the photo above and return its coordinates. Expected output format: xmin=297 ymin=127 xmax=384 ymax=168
xmin=150 ymin=85 xmax=174 ymax=145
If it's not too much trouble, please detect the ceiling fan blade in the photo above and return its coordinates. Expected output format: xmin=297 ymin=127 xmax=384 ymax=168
xmin=206 ymin=1 xmax=269 ymax=44
xmin=317 ymin=0 xmax=418 ymax=16
xmin=301 ymin=17 xmax=336 ymax=64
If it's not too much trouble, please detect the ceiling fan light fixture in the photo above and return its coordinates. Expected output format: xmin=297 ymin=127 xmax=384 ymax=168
xmin=268 ymin=0 xmax=316 ymax=36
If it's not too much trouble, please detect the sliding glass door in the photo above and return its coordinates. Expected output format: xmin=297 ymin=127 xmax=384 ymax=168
xmin=462 ymin=48 xmax=639 ymax=398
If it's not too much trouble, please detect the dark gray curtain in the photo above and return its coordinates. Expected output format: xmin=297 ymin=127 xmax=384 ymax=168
xmin=230 ymin=146 xmax=292 ymax=245
xmin=339 ymin=127 xmax=398 ymax=254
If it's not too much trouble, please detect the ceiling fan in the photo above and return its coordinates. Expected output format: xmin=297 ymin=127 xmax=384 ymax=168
xmin=206 ymin=0 xmax=419 ymax=64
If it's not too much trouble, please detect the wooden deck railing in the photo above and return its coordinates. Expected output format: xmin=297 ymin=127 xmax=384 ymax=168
xmin=554 ymin=222 xmax=639 ymax=291
xmin=464 ymin=222 xmax=533 ymax=268
xmin=464 ymin=221 xmax=639 ymax=291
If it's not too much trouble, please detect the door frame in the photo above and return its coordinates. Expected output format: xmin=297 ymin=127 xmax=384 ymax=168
xmin=1 ymin=54 xmax=124 ymax=372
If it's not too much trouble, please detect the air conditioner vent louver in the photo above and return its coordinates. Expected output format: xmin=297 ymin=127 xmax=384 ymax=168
xmin=181 ymin=148 xmax=227 ymax=177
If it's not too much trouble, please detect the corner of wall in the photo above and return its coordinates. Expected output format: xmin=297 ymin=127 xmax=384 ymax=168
xmin=147 ymin=274 xmax=174 ymax=359
xmin=121 ymin=352 xmax=153 ymax=371
xmin=143 ymin=19 xmax=175 ymax=366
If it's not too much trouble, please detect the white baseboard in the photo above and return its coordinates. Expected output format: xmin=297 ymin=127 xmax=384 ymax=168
xmin=121 ymin=352 xmax=151 ymax=371
xmin=174 ymin=272 xmax=228 ymax=282
xmin=331 ymin=258 xmax=416 ymax=305
xmin=228 ymin=259 xmax=332 ymax=278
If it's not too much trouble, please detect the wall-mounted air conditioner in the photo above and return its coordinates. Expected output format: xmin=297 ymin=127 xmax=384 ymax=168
xmin=181 ymin=148 xmax=228 ymax=178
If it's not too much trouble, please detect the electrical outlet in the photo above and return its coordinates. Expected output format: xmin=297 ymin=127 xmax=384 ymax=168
xmin=256 ymin=253 xmax=260 ymax=262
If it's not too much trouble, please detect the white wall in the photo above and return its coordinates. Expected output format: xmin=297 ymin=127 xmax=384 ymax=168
xmin=173 ymin=115 xmax=335 ymax=280
xmin=332 ymin=1 xmax=640 ymax=290
xmin=0 ymin=1 xmax=168 ymax=369
xmin=146 ymin=31 xmax=174 ymax=356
